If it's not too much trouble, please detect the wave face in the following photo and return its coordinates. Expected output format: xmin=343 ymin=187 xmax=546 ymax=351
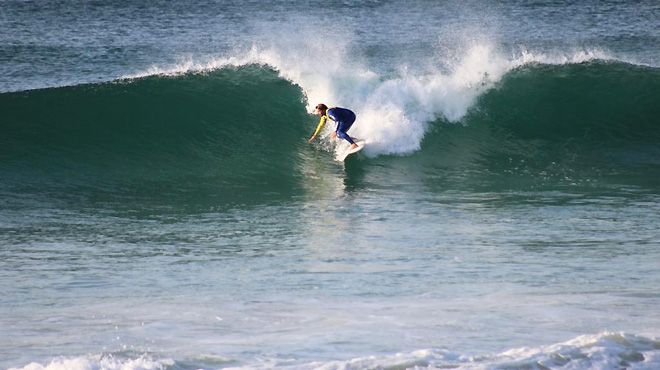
xmin=464 ymin=62 xmax=660 ymax=143
xmin=0 ymin=66 xmax=309 ymax=205
xmin=415 ymin=61 xmax=660 ymax=189
xmin=2 ymin=60 xmax=660 ymax=204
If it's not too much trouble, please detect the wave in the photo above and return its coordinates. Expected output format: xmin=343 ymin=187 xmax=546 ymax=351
xmin=0 ymin=66 xmax=310 ymax=203
xmin=415 ymin=61 xmax=660 ymax=187
xmin=462 ymin=61 xmax=660 ymax=142
xmin=1 ymin=49 xmax=659 ymax=200
xmin=9 ymin=332 xmax=660 ymax=370
xmin=119 ymin=44 xmax=656 ymax=156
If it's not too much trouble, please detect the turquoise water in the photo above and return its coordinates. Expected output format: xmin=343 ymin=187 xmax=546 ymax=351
xmin=1 ymin=1 xmax=660 ymax=369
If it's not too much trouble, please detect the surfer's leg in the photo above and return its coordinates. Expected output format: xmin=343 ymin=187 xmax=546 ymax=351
xmin=336 ymin=121 xmax=356 ymax=145
xmin=336 ymin=129 xmax=356 ymax=145
xmin=336 ymin=111 xmax=357 ymax=147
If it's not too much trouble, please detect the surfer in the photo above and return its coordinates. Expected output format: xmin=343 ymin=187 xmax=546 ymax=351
xmin=308 ymin=103 xmax=359 ymax=150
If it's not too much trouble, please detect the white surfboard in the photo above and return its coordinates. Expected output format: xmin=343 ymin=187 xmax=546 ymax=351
xmin=335 ymin=139 xmax=366 ymax=162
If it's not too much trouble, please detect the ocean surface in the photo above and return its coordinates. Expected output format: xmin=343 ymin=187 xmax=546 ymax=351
xmin=2 ymin=1 xmax=660 ymax=369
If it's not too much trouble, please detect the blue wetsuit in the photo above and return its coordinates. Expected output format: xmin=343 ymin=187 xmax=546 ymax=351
xmin=325 ymin=107 xmax=356 ymax=145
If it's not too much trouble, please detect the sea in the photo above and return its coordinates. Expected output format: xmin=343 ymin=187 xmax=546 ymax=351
xmin=1 ymin=1 xmax=660 ymax=369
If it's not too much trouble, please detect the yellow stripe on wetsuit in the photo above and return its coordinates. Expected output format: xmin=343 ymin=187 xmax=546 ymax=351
xmin=312 ymin=109 xmax=335 ymax=137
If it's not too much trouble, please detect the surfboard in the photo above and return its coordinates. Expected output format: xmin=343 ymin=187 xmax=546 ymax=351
xmin=335 ymin=139 xmax=366 ymax=162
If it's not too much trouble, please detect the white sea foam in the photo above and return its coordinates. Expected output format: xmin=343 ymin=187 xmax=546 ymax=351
xmin=252 ymin=43 xmax=625 ymax=157
xmin=8 ymin=354 xmax=174 ymax=370
xmin=483 ymin=332 xmax=660 ymax=370
xmin=122 ymin=40 xmax=628 ymax=157
xmin=229 ymin=332 xmax=660 ymax=370
xmin=10 ymin=332 xmax=660 ymax=370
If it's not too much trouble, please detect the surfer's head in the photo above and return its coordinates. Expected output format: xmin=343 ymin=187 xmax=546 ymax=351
xmin=314 ymin=103 xmax=328 ymax=116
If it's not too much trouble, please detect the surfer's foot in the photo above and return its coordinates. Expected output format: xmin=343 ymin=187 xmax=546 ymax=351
xmin=350 ymin=144 xmax=358 ymax=150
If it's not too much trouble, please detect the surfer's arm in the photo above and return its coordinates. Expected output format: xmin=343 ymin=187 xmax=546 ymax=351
xmin=308 ymin=115 xmax=328 ymax=142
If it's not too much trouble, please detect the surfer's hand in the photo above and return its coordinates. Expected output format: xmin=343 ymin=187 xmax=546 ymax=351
xmin=331 ymin=132 xmax=337 ymax=139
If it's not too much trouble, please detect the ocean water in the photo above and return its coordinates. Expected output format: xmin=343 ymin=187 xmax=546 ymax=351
xmin=2 ymin=1 xmax=660 ymax=369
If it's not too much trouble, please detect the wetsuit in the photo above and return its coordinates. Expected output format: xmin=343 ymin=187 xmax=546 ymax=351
xmin=312 ymin=107 xmax=356 ymax=145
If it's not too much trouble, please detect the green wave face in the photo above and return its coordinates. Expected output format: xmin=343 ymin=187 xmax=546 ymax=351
xmin=468 ymin=62 xmax=660 ymax=141
xmin=412 ymin=62 xmax=660 ymax=190
xmin=0 ymin=66 xmax=310 ymax=206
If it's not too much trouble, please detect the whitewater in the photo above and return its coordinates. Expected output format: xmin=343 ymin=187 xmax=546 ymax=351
xmin=120 ymin=39 xmax=637 ymax=157
xmin=2 ymin=1 xmax=660 ymax=370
